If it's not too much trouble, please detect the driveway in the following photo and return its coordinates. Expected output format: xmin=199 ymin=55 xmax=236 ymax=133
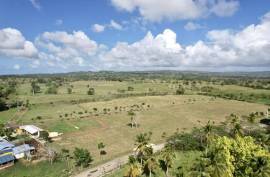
xmin=74 ymin=143 xmax=165 ymax=177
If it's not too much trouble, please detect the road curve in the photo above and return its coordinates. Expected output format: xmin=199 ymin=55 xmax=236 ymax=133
xmin=74 ymin=143 xmax=165 ymax=177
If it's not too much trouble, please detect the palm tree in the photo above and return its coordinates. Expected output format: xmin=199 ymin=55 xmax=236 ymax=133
xmin=135 ymin=132 xmax=151 ymax=144
xmin=251 ymin=156 xmax=270 ymax=177
xmin=203 ymin=121 xmax=214 ymax=144
xmin=136 ymin=143 xmax=153 ymax=165
xmin=144 ymin=156 xmax=158 ymax=177
xmin=209 ymin=158 xmax=230 ymax=177
xmin=160 ymin=149 xmax=175 ymax=177
xmin=231 ymin=123 xmax=243 ymax=137
xmin=125 ymin=162 xmax=142 ymax=177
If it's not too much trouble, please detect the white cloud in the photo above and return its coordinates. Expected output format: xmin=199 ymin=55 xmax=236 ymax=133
xmin=91 ymin=20 xmax=123 ymax=33
xmin=13 ymin=64 xmax=20 ymax=70
xmin=184 ymin=22 xmax=204 ymax=31
xmin=29 ymin=0 xmax=41 ymax=10
xmin=101 ymin=12 xmax=270 ymax=70
xmin=35 ymin=30 xmax=100 ymax=67
xmin=55 ymin=19 xmax=63 ymax=26
xmin=211 ymin=0 xmax=239 ymax=17
xmin=92 ymin=24 xmax=105 ymax=33
xmin=109 ymin=20 xmax=123 ymax=30
xmin=101 ymin=29 xmax=183 ymax=68
xmin=0 ymin=28 xmax=38 ymax=59
xmin=111 ymin=0 xmax=239 ymax=22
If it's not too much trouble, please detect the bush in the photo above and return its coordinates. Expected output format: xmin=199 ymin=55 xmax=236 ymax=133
xmin=73 ymin=148 xmax=93 ymax=168
xmin=87 ymin=88 xmax=95 ymax=95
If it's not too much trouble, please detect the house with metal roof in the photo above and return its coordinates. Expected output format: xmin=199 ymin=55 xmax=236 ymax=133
xmin=13 ymin=144 xmax=35 ymax=160
xmin=0 ymin=138 xmax=15 ymax=170
xmin=19 ymin=125 xmax=43 ymax=138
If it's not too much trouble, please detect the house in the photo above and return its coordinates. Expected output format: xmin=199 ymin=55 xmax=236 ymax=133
xmin=19 ymin=125 xmax=43 ymax=138
xmin=0 ymin=137 xmax=15 ymax=170
xmin=12 ymin=144 xmax=35 ymax=160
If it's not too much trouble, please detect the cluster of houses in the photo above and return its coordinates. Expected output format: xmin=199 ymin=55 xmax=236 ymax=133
xmin=0 ymin=125 xmax=44 ymax=170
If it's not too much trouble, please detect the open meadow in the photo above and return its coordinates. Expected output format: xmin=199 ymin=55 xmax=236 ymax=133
xmin=0 ymin=77 xmax=269 ymax=177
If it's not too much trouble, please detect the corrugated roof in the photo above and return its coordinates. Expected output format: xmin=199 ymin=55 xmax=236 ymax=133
xmin=0 ymin=138 xmax=14 ymax=151
xmin=0 ymin=154 xmax=14 ymax=164
xmin=12 ymin=144 xmax=35 ymax=155
xmin=19 ymin=125 xmax=43 ymax=134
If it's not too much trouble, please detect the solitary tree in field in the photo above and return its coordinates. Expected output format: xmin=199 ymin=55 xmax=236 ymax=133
xmin=128 ymin=110 xmax=137 ymax=128
xmin=176 ymin=85 xmax=185 ymax=95
xmin=31 ymin=81 xmax=40 ymax=95
xmin=97 ymin=142 xmax=106 ymax=160
xmin=73 ymin=147 xmax=93 ymax=168
xmin=67 ymin=87 xmax=72 ymax=94
xmin=87 ymin=88 xmax=95 ymax=95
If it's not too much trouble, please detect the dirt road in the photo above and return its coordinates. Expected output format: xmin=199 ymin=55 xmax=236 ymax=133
xmin=74 ymin=143 xmax=165 ymax=177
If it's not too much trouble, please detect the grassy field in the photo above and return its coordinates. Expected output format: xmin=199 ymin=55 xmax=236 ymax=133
xmin=0 ymin=80 xmax=269 ymax=177
xmin=0 ymin=160 xmax=68 ymax=177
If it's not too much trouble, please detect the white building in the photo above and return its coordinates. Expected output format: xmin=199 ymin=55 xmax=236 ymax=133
xmin=19 ymin=125 xmax=43 ymax=138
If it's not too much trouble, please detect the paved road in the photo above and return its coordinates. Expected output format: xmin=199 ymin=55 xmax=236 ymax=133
xmin=74 ymin=143 xmax=165 ymax=177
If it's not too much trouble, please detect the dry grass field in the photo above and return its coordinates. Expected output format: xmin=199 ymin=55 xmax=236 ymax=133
xmin=47 ymin=95 xmax=266 ymax=164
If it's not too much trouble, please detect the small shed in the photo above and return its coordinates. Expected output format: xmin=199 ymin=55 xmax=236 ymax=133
xmin=12 ymin=144 xmax=35 ymax=159
xmin=19 ymin=125 xmax=43 ymax=138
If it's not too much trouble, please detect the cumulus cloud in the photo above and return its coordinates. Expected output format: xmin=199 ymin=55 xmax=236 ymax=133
xmin=184 ymin=22 xmax=204 ymax=31
xmin=101 ymin=29 xmax=183 ymax=68
xmin=92 ymin=24 xmax=105 ymax=33
xmin=0 ymin=28 xmax=38 ymax=59
xmin=101 ymin=12 xmax=270 ymax=70
xmin=35 ymin=30 xmax=100 ymax=67
xmin=111 ymin=0 xmax=239 ymax=22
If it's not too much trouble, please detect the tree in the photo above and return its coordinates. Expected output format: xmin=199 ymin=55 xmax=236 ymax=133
xmin=31 ymin=81 xmax=40 ymax=95
xmin=67 ymin=87 xmax=72 ymax=94
xmin=159 ymin=149 xmax=176 ymax=177
xmin=0 ymin=98 xmax=8 ymax=111
xmin=46 ymin=84 xmax=58 ymax=94
xmin=192 ymin=136 xmax=270 ymax=177
xmin=128 ymin=86 xmax=134 ymax=91
xmin=125 ymin=162 xmax=142 ymax=177
xmin=61 ymin=148 xmax=71 ymax=169
xmin=87 ymin=88 xmax=95 ymax=95
xmin=128 ymin=111 xmax=137 ymax=128
xmin=0 ymin=124 xmax=12 ymax=140
xmin=176 ymin=85 xmax=185 ymax=95
xmin=144 ymin=156 xmax=158 ymax=177
xmin=97 ymin=142 xmax=107 ymax=159
xmin=231 ymin=123 xmax=243 ymax=137
xmin=39 ymin=131 xmax=51 ymax=142
xmin=73 ymin=148 xmax=93 ymax=168
xmin=135 ymin=132 xmax=153 ymax=165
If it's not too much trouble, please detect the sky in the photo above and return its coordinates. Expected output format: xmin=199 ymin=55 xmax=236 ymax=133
xmin=0 ymin=0 xmax=270 ymax=74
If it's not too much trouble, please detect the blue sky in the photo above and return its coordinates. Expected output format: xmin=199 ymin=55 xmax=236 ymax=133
xmin=0 ymin=0 xmax=270 ymax=74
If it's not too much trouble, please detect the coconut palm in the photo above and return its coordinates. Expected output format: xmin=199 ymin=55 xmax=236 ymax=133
xmin=125 ymin=162 xmax=142 ymax=177
xmin=160 ymin=149 xmax=176 ymax=177
xmin=144 ymin=156 xmax=158 ymax=177
xmin=136 ymin=143 xmax=153 ymax=165
xmin=231 ymin=123 xmax=243 ymax=137
xmin=251 ymin=156 xmax=270 ymax=177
